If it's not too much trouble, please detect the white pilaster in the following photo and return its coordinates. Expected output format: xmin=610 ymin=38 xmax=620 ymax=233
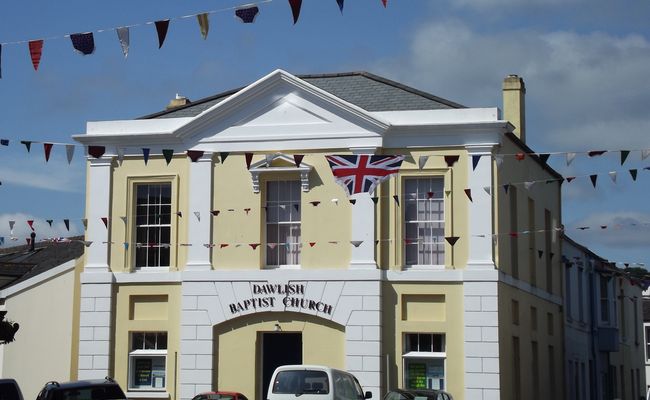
xmin=465 ymin=145 xmax=496 ymax=270
xmin=186 ymin=152 xmax=214 ymax=271
xmin=78 ymin=274 xmax=114 ymax=380
xmin=86 ymin=157 xmax=112 ymax=272
xmin=349 ymin=192 xmax=376 ymax=269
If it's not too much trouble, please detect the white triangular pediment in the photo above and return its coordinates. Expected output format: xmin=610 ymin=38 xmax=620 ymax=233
xmin=174 ymin=69 xmax=388 ymax=152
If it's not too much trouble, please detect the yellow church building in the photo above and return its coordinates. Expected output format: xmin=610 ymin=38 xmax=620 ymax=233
xmin=70 ymin=70 xmax=565 ymax=400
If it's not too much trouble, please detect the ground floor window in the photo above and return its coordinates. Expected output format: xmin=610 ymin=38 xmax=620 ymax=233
xmin=128 ymin=331 xmax=168 ymax=391
xmin=402 ymin=333 xmax=446 ymax=390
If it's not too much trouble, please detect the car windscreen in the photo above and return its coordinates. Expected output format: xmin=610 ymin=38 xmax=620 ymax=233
xmin=51 ymin=386 xmax=126 ymax=400
xmin=272 ymin=370 xmax=329 ymax=395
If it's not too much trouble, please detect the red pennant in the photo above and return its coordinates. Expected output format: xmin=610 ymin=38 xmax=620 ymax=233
xmin=464 ymin=189 xmax=472 ymax=202
xmin=27 ymin=220 xmax=34 ymax=231
xmin=309 ymin=242 xmax=316 ymax=247
xmin=288 ymin=0 xmax=302 ymax=24
xmin=515 ymin=153 xmax=525 ymax=161
xmin=26 ymin=238 xmax=31 ymax=245
xmin=381 ymin=0 xmax=387 ymax=7
xmin=509 ymin=232 xmax=518 ymax=238
xmin=249 ymin=243 xmax=260 ymax=250
xmin=404 ymin=239 xmax=413 ymax=245
xmin=445 ymin=236 xmax=459 ymax=246
xmin=444 ymin=155 xmax=460 ymax=167
xmin=245 ymin=153 xmax=254 ymax=169
xmin=220 ymin=244 xmax=229 ymax=248
xmin=293 ymin=154 xmax=304 ymax=167
xmin=427 ymin=191 xmax=434 ymax=199
xmin=44 ymin=143 xmax=53 ymax=162
xmin=187 ymin=150 xmax=204 ymax=162
xmin=29 ymin=40 xmax=44 ymax=71
xmin=101 ymin=217 xmax=108 ymax=228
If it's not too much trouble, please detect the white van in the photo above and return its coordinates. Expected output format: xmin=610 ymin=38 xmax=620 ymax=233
xmin=267 ymin=365 xmax=372 ymax=400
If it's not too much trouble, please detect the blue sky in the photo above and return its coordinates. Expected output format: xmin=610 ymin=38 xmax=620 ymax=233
xmin=0 ymin=0 xmax=649 ymax=269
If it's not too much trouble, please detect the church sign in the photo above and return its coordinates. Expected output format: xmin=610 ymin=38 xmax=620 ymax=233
xmin=228 ymin=283 xmax=334 ymax=315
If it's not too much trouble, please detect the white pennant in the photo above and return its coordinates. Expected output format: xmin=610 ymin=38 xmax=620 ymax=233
xmin=524 ymin=181 xmax=535 ymax=190
xmin=495 ymin=155 xmax=504 ymax=167
xmin=483 ymin=186 xmax=491 ymax=196
xmin=194 ymin=211 xmax=201 ymax=221
xmin=116 ymin=27 xmax=129 ymax=58
xmin=116 ymin=147 xmax=125 ymax=165
xmin=566 ymin=152 xmax=576 ymax=166
xmin=120 ymin=216 xmax=127 ymax=224
xmin=331 ymin=198 xmax=339 ymax=205
xmin=265 ymin=154 xmax=274 ymax=166
xmin=66 ymin=145 xmax=75 ymax=164
xmin=608 ymin=171 xmax=617 ymax=183
xmin=642 ymin=149 xmax=650 ymax=160
xmin=418 ymin=155 xmax=429 ymax=170
xmin=351 ymin=240 xmax=363 ymax=247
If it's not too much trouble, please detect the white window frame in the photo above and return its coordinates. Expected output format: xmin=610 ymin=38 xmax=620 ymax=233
xmin=403 ymin=177 xmax=445 ymax=269
xmin=133 ymin=182 xmax=172 ymax=270
xmin=402 ymin=333 xmax=446 ymax=391
xmin=128 ymin=332 xmax=168 ymax=392
xmin=265 ymin=179 xmax=301 ymax=269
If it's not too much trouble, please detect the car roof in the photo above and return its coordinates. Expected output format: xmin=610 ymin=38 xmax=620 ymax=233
xmin=44 ymin=379 xmax=121 ymax=389
xmin=388 ymin=389 xmax=445 ymax=398
xmin=274 ymin=365 xmax=347 ymax=374
xmin=195 ymin=392 xmax=243 ymax=396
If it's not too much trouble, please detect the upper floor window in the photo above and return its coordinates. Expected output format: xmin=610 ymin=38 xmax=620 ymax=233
xmin=129 ymin=331 xmax=167 ymax=391
xmin=404 ymin=177 xmax=444 ymax=267
xmin=134 ymin=183 xmax=171 ymax=268
xmin=266 ymin=180 xmax=301 ymax=267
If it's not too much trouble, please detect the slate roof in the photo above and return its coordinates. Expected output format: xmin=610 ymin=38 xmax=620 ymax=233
xmin=141 ymin=71 xmax=464 ymax=119
xmin=0 ymin=237 xmax=84 ymax=290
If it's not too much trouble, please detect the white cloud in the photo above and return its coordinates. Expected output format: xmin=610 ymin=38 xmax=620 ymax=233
xmin=376 ymin=20 xmax=650 ymax=151
xmin=0 ymin=213 xmax=82 ymax=247
xmin=0 ymin=155 xmax=84 ymax=192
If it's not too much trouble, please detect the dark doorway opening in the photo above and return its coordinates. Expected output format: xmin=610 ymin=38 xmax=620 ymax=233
xmin=260 ymin=332 xmax=302 ymax=400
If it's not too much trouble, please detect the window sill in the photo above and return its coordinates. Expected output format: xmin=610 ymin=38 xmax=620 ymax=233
xmin=126 ymin=391 xmax=169 ymax=399
xmin=264 ymin=265 xmax=301 ymax=270
xmin=403 ymin=265 xmax=445 ymax=271
xmin=134 ymin=267 xmax=171 ymax=273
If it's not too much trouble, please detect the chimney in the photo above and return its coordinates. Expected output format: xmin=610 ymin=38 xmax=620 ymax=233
xmin=30 ymin=232 xmax=36 ymax=251
xmin=166 ymin=93 xmax=191 ymax=110
xmin=502 ymin=75 xmax=526 ymax=143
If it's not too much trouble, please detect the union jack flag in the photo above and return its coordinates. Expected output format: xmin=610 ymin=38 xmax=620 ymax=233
xmin=325 ymin=155 xmax=405 ymax=196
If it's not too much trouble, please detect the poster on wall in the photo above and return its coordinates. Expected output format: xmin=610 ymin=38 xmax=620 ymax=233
xmin=135 ymin=358 xmax=153 ymax=386
xmin=407 ymin=363 xmax=427 ymax=389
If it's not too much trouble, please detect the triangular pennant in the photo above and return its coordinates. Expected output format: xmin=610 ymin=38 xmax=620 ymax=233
xmin=29 ymin=40 xmax=44 ymax=71
xmin=483 ymin=186 xmax=491 ymax=196
xmin=27 ymin=220 xmax=34 ymax=231
xmin=197 ymin=13 xmax=209 ymax=40
xmin=349 ymin=199 xmax=356 ymax=205
xmin=265 ymin=154 xmax=274 ymax=166
xmin=588 ymin=150 xmax=606 ymax=157
xmin=244 ymin=208 xmax=251 ymax=215
xmin=331 ymin=198 xmax=339 ymax=205
xmin=294 ymin=154 xmax=304 ymax=167
xmin=211 ymin=210 xmax=220 ymax=216
xmin=590 ymin=174 xmax=598 ymax=188
xmin=142 ymin=148 xmax=150 ymax=165
xmin=245 ymin=153 xmax=254 ymax=169
xmin=66 ymin=145 xmax=75 ymax=164
xmin=235 ymin=5 xmax=260 ymax=23
xmin=418 ymin=155 xmax=429 ymax=170
xmin=445 ymin=236 xmax=459 ymax=246
xmin=464 ymin=189 xmax=472 ymax=202
xmin=220 ymin=243 xmax=229 ymax=248
xmin=336 ymin=0 xmax=344 ymax=13
xmin=444 ymin=190 xmax=451 ymax=197
xmin=566 ymin=152 xmax=576 ymax=166
xmin=515 ymin=153 xmax=525 ymax=161
xmin=375 ymin=240 xmax=380 ymax=245
xmin=82 ymin=241 xmax=93 ymax=247
xmin=101 ymin=217 xmax=108 ymax=228
xmin=629 ymin=169 xmax=638 ymax=181
xmin=538 ymin=250 xmax=543 ymax=259
xmin=43 ymin=143 xmax=53 ymax=162
xmin=293 ymin=204 xmax=300 ymax=212
xmin=472 ymin=155 xmax=481 ymax=170
xmin=21 ymin=141 xmax=32 ymax=152
xmin=70 ymin=32 xmax=95 ymax=55
xmin=371 ymin=197 xmax=379 ymax=204
xmin=0 ymin=139 xmax=8 ymax=146
xmin=177 ymin=212 xmax=183 ymax=217
xmin=64 ymin=219 xmax=70 ymax=231
xmin=187 ymin=150 xmax=204 ymax=162
xmin=120 ymin=216 xmax=127 ymax=224
xmin=350 ymin=240 xmax=363 ymax=247
xmin=116 ymin=27 xmax=130 ymax=58
xmin=608 ymin=171 xmax=617 ymax=183
xmin=46 ymin=219 xmax=53 ymax=227
xmin=124 ymin=242 xmax=129 ymax=250
xmin=116 ymin=147 xmax=125 ymax=165
xmin=249 ymin=243 xmax=260 ymax=250
xmin=220 ymin=152 xmax=229 ymax=163
xmin=600 ymin=225 xmax=608 ymax=229
xmin=267 ymin=243 xmax=277 ymax=249
xmin=509 ymin=232 xmax=519 ymax=238
xmin=620 ymin=150 xmax=630 ymax=165
xmin=194 ymin=211 xmax=201 ymax=221
xmin=310 ymin=201 xmax=320 ymax=207
xmin=393 ymin=195 xmax=400 ymax=206
xmin=82 ymin=219 xmax=87 ymax=230
xmin=444 ymin=155 xmax=460 ymax=167
xmin=288 ymin=0 xmax=302 ymax=24
xmin=26 ymin=238 xmax=31 ymax=246
xmin=539 ymin=153 xmax=550 ymax=164
xmin=309 ymin=242 xmax=316 ymax=247
xmin=524 ymin=181 xmax=535 ymax=190
xmin=162 ymin=149 xmax=174 ymax=165
xmin=88 ymin=146 xmax=105 ymax=159
xmin=642 ymin=149 xmax=650 ymax=160
xmin=381 ymin=0 xmax=387 ymax=7
xmin=495 ymin=155 xmax=504 ymax=167
xmin=503 ymin=184 xmax=510 ymax=194
xmin=155 ymin=20 xmax=170 ymax=49
xmin=566 ymin=177 xmax=576 ymax=183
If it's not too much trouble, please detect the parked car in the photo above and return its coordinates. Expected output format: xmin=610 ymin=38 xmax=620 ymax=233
xmin=191 ymin=392 xmax=249 ymax=400
xmin=36 ymin=377 xmax=126 ymax=400
xmin=267 ymin=365 xmax=372 ymax=400
xmin=0 ymin=379 xmax=24 ymax=400
xmin=383 ymin=389 xmax=453 ymax=400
